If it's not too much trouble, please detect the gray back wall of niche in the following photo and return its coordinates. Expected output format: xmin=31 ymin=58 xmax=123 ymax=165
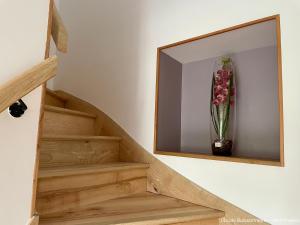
xmin=157 ymin=52 xmax=182 ymax=151
xmin=181 ymin=46 xmax=280 ymax=160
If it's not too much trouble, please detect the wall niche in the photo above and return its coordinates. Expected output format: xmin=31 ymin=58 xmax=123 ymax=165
xmin=154 ymin=15 xmax=284 ymax=166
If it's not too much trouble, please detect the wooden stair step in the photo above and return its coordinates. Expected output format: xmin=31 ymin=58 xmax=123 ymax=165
xmin=46 ymin=89 xmax=68 ymax=107
xmin=41 ymin=135 xmax=122 ymax=141
xmin=39 ymin=162 xmax=149 ymax=179
xmin=43 ymin=105 xmax=96 ymax=136
xmin=39 ymin=193 xmax=224 ymax=225
xmin=40 ymin=135 xmax=121 ymax=168
xmin=37 ymin=163 xmax=149 ymax=216
xmin=46 ymin=89 xmax=68 ymax=101
xmin=44 ymin=105 xmax=97 ymax=118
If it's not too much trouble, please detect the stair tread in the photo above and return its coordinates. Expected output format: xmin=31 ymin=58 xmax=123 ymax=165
xmin=39 ymin=192 xmax=224 ymax=225
xmin=41 ymin=134 xmax=122 ymax=141
xmin=45 ymin=105 xmax=97 ymax=118
xmin=39 ymin=162 xmax=149 ymax=178
xmin=46 ymin=89 xmax=68 ymax=101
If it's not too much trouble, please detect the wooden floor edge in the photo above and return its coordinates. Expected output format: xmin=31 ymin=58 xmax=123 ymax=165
xmin=52 ymin=90 xmax=269 ymax=225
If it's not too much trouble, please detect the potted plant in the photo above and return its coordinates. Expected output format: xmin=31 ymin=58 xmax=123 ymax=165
xmin=210 ymin=56 xmax=236 ymax=156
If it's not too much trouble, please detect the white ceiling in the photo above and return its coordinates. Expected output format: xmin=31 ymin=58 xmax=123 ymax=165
xmin=162 ymin=20 xmax=277 ymax=64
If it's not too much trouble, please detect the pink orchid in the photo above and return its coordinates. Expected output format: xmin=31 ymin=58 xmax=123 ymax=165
xmin=212 ymin=99 xmax=220 ymax=105
xmin=215 ymin=74 xmax=222 ymax=81
xmin=216 ymin=94 xmax=226 ymax=103
xmin=211 ymin=57 xmax=235 ymax=145
xmin=215 ymin=85 xmax=223 ymax=91
xmin=221 ymin=82 xmax=229 ymax=88
xmin=215 ymin=79 xmax=223 ymax=85
xmin=212 ymin=66 xmax=234 ymax=106
xmin=222 ymin=70 xmax=228 ymax=77
xmin=221 ymin=71 xmax=231 ymax=80
xmin=222 ymin=88 xmax=229 ymax=96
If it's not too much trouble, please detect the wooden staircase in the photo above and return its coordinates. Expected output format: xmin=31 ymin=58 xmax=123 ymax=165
xmin=36 ymin=89 xmax=224 ymax=225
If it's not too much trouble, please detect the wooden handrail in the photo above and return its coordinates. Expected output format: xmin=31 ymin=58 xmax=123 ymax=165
xmin=52 ymin=4 xmax=68 ymax=53
xmin=0 ymin=56 xmax=58 ymax=113
xmin=27 ymin=215 xmax=39 ymax=225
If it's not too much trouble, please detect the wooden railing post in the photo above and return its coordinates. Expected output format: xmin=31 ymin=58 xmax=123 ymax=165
xmin=52 ymin=3 xmax=68 ymax=53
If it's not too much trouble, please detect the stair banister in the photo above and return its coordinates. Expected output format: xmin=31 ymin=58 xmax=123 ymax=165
xmin=0 ymin=56 xmax=58 ymax=114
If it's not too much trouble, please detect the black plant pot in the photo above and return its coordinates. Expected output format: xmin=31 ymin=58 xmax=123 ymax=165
xmin=212 ymin=139 xmax=232 ymax=156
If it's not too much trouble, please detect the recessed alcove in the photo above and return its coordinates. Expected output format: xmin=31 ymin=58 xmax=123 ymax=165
xmin=154 ymin=15 xmax=283 ymax=166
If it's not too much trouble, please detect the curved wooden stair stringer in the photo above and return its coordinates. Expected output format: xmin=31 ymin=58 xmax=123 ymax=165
xmin=36 ymin=89 xmax=225 ymax=225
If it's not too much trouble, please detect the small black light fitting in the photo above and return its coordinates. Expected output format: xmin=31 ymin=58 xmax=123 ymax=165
xmin=9 ymin=99 xmax=28 ymax=118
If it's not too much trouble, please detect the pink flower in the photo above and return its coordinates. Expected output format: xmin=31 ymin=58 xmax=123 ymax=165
xmin=215 ymin=79 xmax=223 ymax=85
xmin=214 ymin=85 xmax=223 ymax=98
xmin=217 ymin=94 xmax=226 ymax=103
xmin=212 ymin=99 xmax=220 ymax=105
xmin=220 ymin=69 xmax=233 ymax=79
xmin=215 ymin=74 xmax=221 ymax=81
xmin=222 ymin=71 xmax=231 ymax=81
xmin=221 ymin=82 xmax=229 ymax=88
xmin=215 ymin=85 xmax=222 ymax=91
xmin=212 ymin=66 xmax=234 ymax=108
xmin=222 ymin=88 xmax=229 ymax=96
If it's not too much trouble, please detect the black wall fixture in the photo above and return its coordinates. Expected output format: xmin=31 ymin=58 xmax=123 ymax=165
xmin=9 ymin=99 xmax=28 ymax=118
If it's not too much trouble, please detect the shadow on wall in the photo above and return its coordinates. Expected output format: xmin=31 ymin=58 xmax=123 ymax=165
xmin=55 ymin=0 xmax=150 ymax=139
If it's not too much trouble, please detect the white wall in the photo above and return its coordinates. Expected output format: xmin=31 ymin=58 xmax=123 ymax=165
xmin=54 ymin=0 xmax=300 ymax=224
xmin=0 ymin=1 xmax=50 ymax=224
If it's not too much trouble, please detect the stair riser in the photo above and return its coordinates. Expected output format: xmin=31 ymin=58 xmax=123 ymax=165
xmin=45 ymin=93 xmax=65 ymax=107
xmin=37 ymin=178 xmax=147 ymax=216
xmin=43 ymin=111 xmax=96 ymax=136
xmin=38 ymin=168 xmax=147 ymax=192
xmin=40 ymin=205 xmax=222 ymax=225
xmin=39 ymin=140 xmax=119 ymax=168
xmin=40 ymin=215 xmax=219 ymax=225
